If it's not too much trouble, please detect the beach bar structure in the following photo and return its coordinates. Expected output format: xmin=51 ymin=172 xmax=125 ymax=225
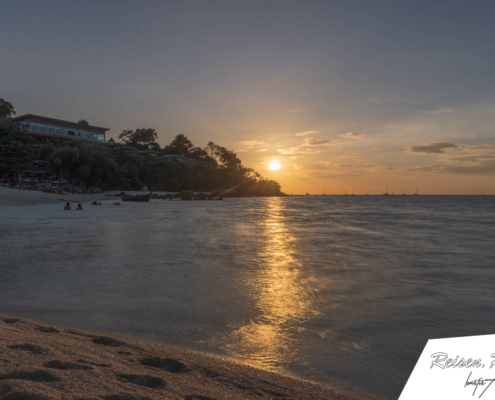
xmin=12 ymin=114 xmax=109 ymax=144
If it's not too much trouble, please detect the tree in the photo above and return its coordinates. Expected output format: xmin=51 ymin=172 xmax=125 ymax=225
xmin=118 ymin=128 xmax=160 ymax=151
xmin=0 ymin=99 xmax=15 ymax=119
xmin=50 ymin=146 xmax=80 ymax=181
xmin=188 ymin=146 xmax=208 ymax=161
xmin=0 ymin=117 xmax=285 ymax=194
xmin=257 ymin=179 xmax=282 ymax=196
xmin=77 ymin=119 xmax=89 ymax=125
xmin=0 ymin=121 xmax=38 ymax=181
xmin=205 ymin=141 xmax=218 ymax=159
xmin=216 ymin=146 xmax=241 ymax=168
xmin=166 ymin=133 xmax=194 ymax=156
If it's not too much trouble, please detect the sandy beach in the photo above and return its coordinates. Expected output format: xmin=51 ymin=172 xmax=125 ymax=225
xmin=0 ymin=187 xmax=111 ymax=206
xmin=0 ymin=315 xmax=357 ymax=400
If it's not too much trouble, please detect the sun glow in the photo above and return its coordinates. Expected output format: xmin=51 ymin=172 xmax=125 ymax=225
xmin=269 ymin=160 xmax=281 ymax=171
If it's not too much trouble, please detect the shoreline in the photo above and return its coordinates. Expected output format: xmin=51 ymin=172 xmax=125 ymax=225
xmin=0 ymin=187 xmax=110 ymax=207
xmin=0 ymin=314 xmax=359 ymax=400
xmin=0 ymin=187 xmax=289 ymax=207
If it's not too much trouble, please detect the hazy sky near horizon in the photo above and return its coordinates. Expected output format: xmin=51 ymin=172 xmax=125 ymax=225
xmin=2 ymin=0 xmax=495 ymax=194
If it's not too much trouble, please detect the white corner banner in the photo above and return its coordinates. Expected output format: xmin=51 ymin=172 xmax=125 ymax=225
xmin=400 ymin=334 xmax=495 ymax=399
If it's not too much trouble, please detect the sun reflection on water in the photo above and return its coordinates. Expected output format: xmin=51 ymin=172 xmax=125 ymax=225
xmin=223 ymin=198 xmax=320 ymax=372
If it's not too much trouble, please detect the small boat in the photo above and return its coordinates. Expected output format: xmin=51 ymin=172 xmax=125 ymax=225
xmin=122 ymin=187 xmax=154 ymax=202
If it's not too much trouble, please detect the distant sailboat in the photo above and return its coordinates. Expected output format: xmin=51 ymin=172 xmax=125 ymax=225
xmin=383 ymin=185 xmax=390 ymax=196
xmin=344 ymin=188 xmax=348 ymax=196
xmin=413 ymin=186 xmax=419 ymax=196
xmin=366 ymin=189 xmax=369 ymax=196
xmin=351 ymin=189 xmax=354 ymax=196
xmin=402 ymin=188 xmax=406 ymax=196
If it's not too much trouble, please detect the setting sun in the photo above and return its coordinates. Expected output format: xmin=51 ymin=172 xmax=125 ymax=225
xmin=269 ymin=160 xmax=281 ymax=171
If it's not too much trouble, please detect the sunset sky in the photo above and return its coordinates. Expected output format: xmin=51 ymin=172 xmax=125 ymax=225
xmin=2 ymin=1 xmax=495 ymax=194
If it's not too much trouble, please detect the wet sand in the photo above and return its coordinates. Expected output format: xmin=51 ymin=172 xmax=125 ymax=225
xmin=0 ymin=187 xmax=110 ymax=206
xmin=0 ymin=315 xmax=357 ymax=400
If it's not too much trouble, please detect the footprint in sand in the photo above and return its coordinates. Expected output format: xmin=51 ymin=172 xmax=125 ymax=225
xmin=103 ymin=394 xmax=152 ymax=400
xmin=1 ymin=390 xmax=52 ymax=400
xmin=65 ymin=330 xmax=94 ymax=337
xmin=0 ymin=370 xmax=61 ymax=383
xmin=76 ymin=359 xmax=112 ymax=368
xmin=7 ymin=344 xmax=47 ymax=355
xmin=43 ymin=360 xmax=93 ymax=371
xmin=91 ymin=336 xmax=126 ymax=347
xmin=139 ymin=357 xmax=188 ymax=373
xmin=0 ymin=383 xmax=12 ymax=395
xmin=199 ymin=368 xmax=221 ymax=378
xmin=1 ymin=318 xmax=20 ymax=324
xmin=116 ymin=374 xmax=165 ymax=389
xmin=35 ymin=326 xmax=60 ymax=333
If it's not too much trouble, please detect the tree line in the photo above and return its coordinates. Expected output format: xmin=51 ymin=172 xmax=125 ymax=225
xmin=0 ymin=99 xmax=284 ymax=196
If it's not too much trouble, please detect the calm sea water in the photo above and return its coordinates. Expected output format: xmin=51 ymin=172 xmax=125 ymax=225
xmin=1 ymin=196 xmax=495 ymax=399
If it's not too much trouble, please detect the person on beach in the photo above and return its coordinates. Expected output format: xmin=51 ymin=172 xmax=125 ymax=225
xmin=90 ymin=188 xmax=94 ymax=196
xmin=64 ymin=203 xmax=71 ymax=210
xmin=76 ymin=204 xmax=83 ymax=210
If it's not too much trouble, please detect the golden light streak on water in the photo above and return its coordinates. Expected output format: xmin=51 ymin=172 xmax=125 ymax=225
xmin=223 ymin=198 xmax=320 ymax=372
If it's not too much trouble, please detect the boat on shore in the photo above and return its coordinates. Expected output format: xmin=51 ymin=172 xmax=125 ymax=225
xmin=122 ymin=187 xmax=154 ymax=202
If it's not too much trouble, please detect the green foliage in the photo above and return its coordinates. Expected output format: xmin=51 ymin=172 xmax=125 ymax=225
xmin=0 ymin=121 xmax=38 ymax=176
xmin=77 ymin=119 xmax=89 ymax=125
xmin=118 ymin=128 xmax=160 ymax=151
xmin=0 ymin=99 xmax=16 ymax=119
xmin=0 ymin=117 xmax=284 ymax=195
xmin=165 ymin=133 xmax=194 ymax=155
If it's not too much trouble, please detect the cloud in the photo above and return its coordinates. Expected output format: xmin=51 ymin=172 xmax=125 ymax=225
xmin=241 ymin=140 xmax=264 ymax=145
xmin=411 ymin=144 xmax=495 ymax=175
xmin=235 ymin=149 xmax=246 ymax=152
xmin=256 ymin=149 xmax=267 ymax=152
xmin=304 ymin=137 xmax=334 ymax=146
xmin=295 ymin=130 xmax=319 ymax=136
xmin=291 ymin=160 xmax=377 ymax=176
xmin=278 ymin=146 xmax=322 ymax=155
xmin=278 ymin=136 xmax=338 ymax=155
xmin=289 ymin=108 xmax=304 ymax=113
xmin=408 ymin=142 xmax=458 ymax=154
xmin=338 ymin=132 xmax=364 ymax=138
xmin=413 ymin=161 xmax=495 ymax=175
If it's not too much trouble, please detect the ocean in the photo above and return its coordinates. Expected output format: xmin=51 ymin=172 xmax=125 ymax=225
xmin=1 ymin=195 xmax=494 ymax=399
